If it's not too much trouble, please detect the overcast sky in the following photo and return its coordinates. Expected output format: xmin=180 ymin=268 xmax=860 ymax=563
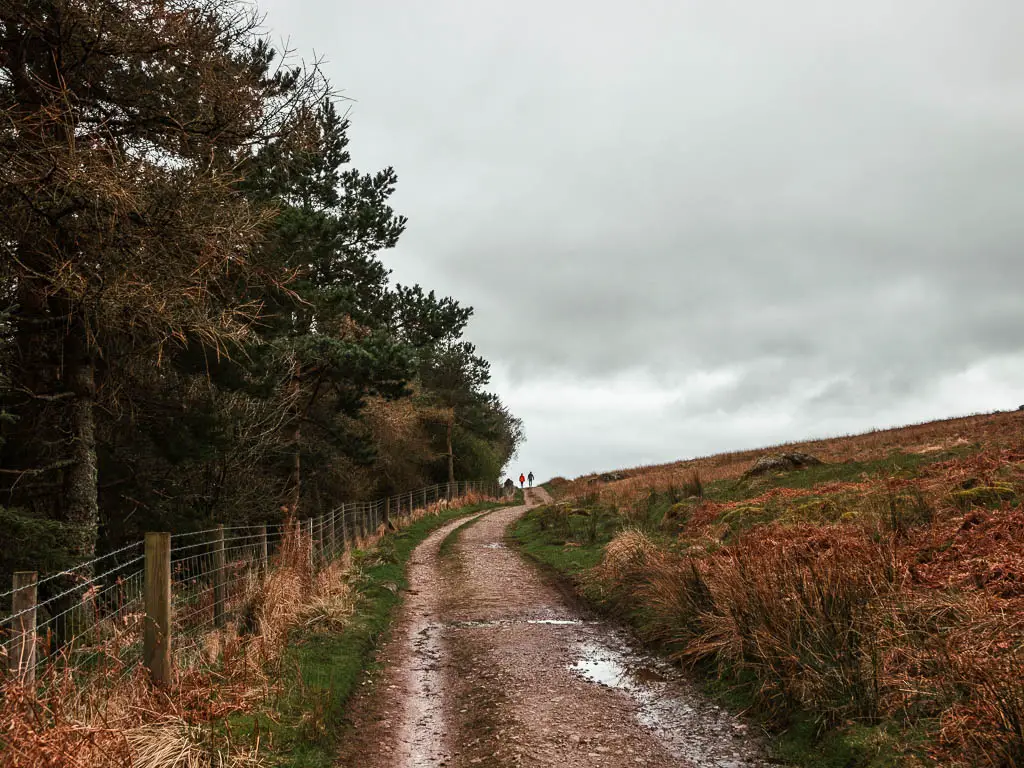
xmin=259 ymin=1 xmax=1024 ymax=481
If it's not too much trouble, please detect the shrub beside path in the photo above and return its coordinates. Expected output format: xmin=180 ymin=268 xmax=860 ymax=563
xmin=337 ymin=488 xmax=769 ymax=767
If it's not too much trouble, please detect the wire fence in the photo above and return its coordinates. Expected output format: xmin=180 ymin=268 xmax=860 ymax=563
xmin=0 ymin=480 xmax=498 ymax=690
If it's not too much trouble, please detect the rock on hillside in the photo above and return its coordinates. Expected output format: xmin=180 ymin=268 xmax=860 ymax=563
xmin=743 ymin=452 xmax=823 ymax=478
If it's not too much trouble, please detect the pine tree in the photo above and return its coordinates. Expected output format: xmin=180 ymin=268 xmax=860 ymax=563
xmin=239 ymin=100 xmax=412 ymax=514
xmin=0 ymin=0 xmax=323 ymax=563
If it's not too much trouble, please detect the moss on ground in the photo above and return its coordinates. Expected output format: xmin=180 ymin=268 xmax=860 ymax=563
xmin=950 ymin=483 xmax=1017 ymax=510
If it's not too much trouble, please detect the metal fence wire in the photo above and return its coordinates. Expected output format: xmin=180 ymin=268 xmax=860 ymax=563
xmin=0 ymin=480 xmax=497 ymax=688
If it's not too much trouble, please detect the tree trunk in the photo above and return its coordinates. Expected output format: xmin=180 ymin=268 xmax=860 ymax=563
xmin=446 ymin=412 xmax=455 ymax=485
xmin=285 ymin=357 xmax=301 ymax=516
xmin=62 ymin=318 xmax=99 ymax=562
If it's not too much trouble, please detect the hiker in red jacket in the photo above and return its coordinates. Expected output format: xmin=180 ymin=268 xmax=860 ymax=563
xmin=519 ymin=473 xmax=525 ymax=488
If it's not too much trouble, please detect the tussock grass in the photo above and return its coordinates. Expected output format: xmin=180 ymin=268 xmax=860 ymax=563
xmin=515 ymin=412 xmax=1024 ymax=766
xmin=125 ymin=717 xmax=262 ymax=768
xmin=0 ymin=491 xmax=494 ymax=768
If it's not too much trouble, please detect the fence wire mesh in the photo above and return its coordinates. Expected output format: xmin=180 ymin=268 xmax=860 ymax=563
xmin=1 ymin=480 xmax=496 ymax=693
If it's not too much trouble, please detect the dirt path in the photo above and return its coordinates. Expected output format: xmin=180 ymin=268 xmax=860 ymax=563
xmin=337 ymin=490 xmax=770 ymax=767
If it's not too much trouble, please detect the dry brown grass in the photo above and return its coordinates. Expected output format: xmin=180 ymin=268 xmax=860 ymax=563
xmin=556 ymin=410 xmax=1024 ymax=507
xmin=569 ymin=411 xmax=1024 ymax=765
xmin=125 ymin=717 xmax=263 ymax=768
xmin=0 ymin=491 xmax=487 ymax=768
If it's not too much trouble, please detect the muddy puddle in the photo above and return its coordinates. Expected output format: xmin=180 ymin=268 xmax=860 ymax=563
xmin=570 ymin=631 xmax=771 ymax=767
xmin=447 ymin=617 xmax=595 ymax=629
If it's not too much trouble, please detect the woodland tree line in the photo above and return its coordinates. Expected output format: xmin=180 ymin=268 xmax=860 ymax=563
xmin=0 ymin=0 xmax=523 ymax=582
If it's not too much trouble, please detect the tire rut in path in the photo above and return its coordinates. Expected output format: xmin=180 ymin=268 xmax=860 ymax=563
xmin=337 ymin=489 xmax=769 ymax=767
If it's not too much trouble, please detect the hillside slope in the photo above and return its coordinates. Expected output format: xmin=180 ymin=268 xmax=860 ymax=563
xmin=521 ymin=409 xmax=1024 ymax=767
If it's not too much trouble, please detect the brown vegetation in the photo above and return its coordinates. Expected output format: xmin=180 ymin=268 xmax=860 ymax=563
xmin=566 ymin=410 xmax=1022 ymax=503
xmin=0 ymin=491 xmax=487 ymax=768
xmin=551 ymin=410 xmax=1024 ymax=766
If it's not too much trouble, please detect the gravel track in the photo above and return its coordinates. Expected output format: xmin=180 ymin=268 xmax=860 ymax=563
xmin=337 ymin=489 xmax=770 ymax=767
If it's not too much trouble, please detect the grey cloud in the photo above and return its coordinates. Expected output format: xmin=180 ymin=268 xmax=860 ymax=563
xmin=260 ymin=0 xmax=1024 ymax=477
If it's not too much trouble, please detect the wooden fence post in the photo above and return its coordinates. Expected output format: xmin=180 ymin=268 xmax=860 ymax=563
xmin=259 ymin=524 xmax=269 ymax=572
xmin=339 ymin=503 xmax=348 ymax=550
xmin=9 ymin=571 xmax=37 ymax=684
xmin=144 ymin=532 xmax=172 ymax=687
xmin=307 ymin=518 xmax=314 ymax=569
xmin=213 ymin=525 xmax=226 ymax=628
xmin=328 ymin=509 xmax=337 ymax=559
xmin=384 ymin=496 xmax=391 ymax=528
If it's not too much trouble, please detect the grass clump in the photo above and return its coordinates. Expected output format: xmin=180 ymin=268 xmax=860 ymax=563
xmin=512 ymin=439 xmax=1024 ymax=767
xmin=512 ymin=503 xmax=616 ymax=575
xmin=949 ymin=483 xmax=1017 ymax=511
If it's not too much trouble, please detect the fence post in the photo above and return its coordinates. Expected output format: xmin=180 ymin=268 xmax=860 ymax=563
xmin=447 ymin=481 xmax=453 ymax=501
xmin=259 ymin=524 xmax=269 ymax=572
xmin=384 ymin=496 xmax=391 ymax=528
xmin=328 ymin=509 xmax=337 ymax=559
xmin=144 ymin=532 xmax=172 ymax=688
xmin=213 ymin=525 xmax=226 ymax=629
xmin=9 ymin=571 xmax=37 ymax=684
xmin=339 ymin=503 xmax=348 ymax=550
xmin=314 ymin=516 xmax=324 ymax=565
xmin=307 ymin=518 xmax=314 ymax=569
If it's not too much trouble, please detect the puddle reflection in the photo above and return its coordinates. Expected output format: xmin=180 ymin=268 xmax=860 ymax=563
xmin=569 ymin=637 xmax=767 ymax=766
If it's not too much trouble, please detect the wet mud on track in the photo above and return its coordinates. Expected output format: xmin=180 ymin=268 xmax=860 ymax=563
xmin=337 ymin=489 xmax=771 ymax=767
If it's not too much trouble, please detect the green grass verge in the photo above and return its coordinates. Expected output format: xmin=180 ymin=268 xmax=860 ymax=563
xmin=511 ymin=507 xmax=609 ymax=575
xmin=229 ymin=500 xmax=503 ymax=767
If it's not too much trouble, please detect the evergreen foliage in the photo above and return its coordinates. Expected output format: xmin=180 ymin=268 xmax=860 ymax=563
xmin=0 ymin=0 xmax=522 ymax=578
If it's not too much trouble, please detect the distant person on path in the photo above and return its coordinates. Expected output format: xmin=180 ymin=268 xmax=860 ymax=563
xmin=528 ymin=472 xmax=534 ymax=487
xmin=519 ymin=473 xmax=525 ymax=488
